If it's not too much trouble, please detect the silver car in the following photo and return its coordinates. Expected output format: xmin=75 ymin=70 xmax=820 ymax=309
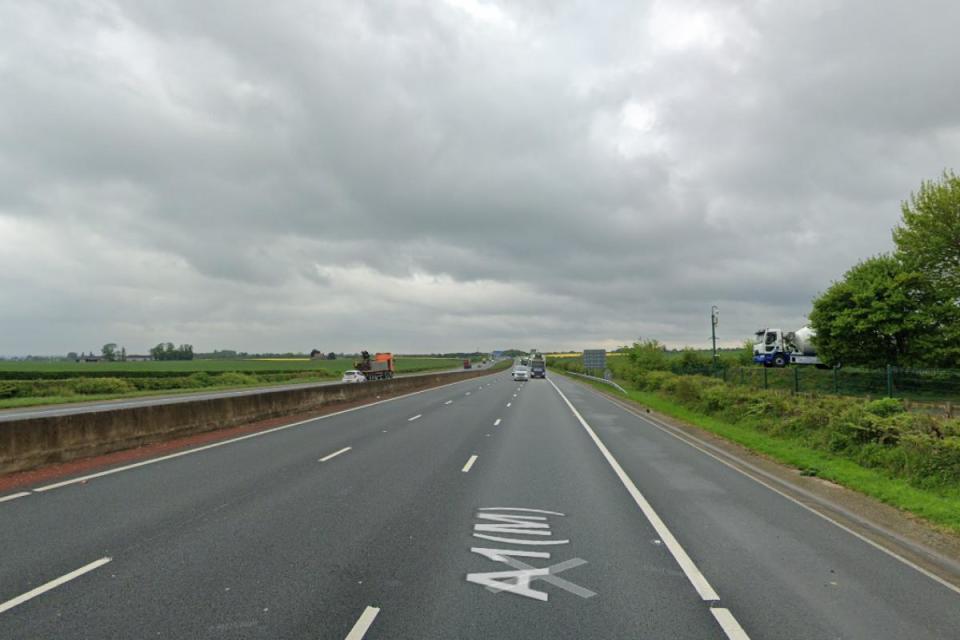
xmin=341 ymin=370 xmax=367 ymax=383
xmin=512 ymin=368 xmax=529 ymax=381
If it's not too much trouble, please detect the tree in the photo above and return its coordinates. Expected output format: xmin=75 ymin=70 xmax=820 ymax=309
xmin=676 ymin=348 xmax=710 ymax=371
xmin=120 ymin=346 xmax=126 ymax=362
xmin=150 ymin=342 xmax=192 ymax=361
xmin=66 ymin=352 xmax=78 ymax=361
xmin=809 ymin=255 xmax=945 ymax=367
xmin=627 ymin=339 xmax=668 ymax=370
xmin=892 ymin=170 xmax=960 ymax=367
xmin=327 ymin=352 xmax=337 ymax=360
xmin=101 ymin=343 xmax=118 ymax=361
xmin=893 ymin=170 xmax=960 ymax=296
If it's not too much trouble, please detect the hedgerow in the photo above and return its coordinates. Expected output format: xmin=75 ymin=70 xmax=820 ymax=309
xmin=549 ymin=357 xmax=960 ymax=490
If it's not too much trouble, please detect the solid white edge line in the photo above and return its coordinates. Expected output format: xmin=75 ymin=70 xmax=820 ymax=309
xmin=344 ymin=605 xmax=380 ymax=640
xmin=547 ymin=379 xmax=721 ymax=602
xmin=319 ymin=447 xmax=352 ymax=462
xmin=33 ymin=374 xmax=492 ymax=493
xmin=494 ymin=419 xmax=502 ymax=426
xmin=0 ymin=491 xmax=31 ymax=504
xmin=462 ymin=455 xmax=478 ymax=473
xmin=711 ymin=608 xmax=751 ymax=640
xmin=589 ymin=385 xmax=960 ymax=598
xmin=0 ymin=557 xmax=112 ymax=615
xmin=408 ymin=414 xmax=422 ymax=422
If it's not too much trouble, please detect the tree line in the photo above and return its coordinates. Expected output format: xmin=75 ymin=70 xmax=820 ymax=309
xmin=149 ymin=343 xmax=194 ymax=361
xmin=810 ymin=171 xmax=960 ymax=368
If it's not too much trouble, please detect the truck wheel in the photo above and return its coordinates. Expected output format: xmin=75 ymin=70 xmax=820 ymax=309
xmin=773 ymin=355 xmax=787 ymax=368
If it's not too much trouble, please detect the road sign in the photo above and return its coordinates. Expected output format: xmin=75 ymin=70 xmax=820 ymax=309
xmin=582 ymin=350 xmax=606 ymax=372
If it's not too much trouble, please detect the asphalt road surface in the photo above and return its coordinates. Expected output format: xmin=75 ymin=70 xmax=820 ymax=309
xmin=0 ymin=364 xmax=484 ymax=423
xmin=2 ymin=369 xmax=959 ymax=638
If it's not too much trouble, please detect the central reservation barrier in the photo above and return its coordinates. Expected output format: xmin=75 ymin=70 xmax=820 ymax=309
xmin=0 ymin=366 xmax=505 ymax=475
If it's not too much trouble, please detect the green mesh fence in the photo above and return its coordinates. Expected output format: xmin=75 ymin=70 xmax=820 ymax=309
xmin=676 ymin=365 xmax=960 ymax=402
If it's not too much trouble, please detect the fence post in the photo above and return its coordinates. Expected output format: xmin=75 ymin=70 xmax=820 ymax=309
xmin=886 ymin=364 xmax=893 ymax=398
xmin=763 ymin=367 xmax=768 ymax=389
xmin=794 ymin=367 xmax=800 ymax=394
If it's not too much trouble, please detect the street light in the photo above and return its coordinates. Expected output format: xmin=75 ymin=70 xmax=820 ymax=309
xmin=711 ymin=306 xmax=719 ymax=369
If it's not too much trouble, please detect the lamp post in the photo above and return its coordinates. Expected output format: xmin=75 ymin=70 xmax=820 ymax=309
xmin=711 ymin=306 xmax=719 ymax=370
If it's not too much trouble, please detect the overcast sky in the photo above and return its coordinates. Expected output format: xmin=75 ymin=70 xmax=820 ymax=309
xmin=1 ymin=0 xmax=958 ymax=355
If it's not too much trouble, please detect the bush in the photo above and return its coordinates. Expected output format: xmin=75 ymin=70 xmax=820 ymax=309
xmin=71 ymin=378 xmax=135 ymax=395
xmin=215 ymin=372 xmax=259 ymax=386
xmin=186 ymin=372 xmax=214 ymax=388
xmin=864 ymin=397 xmax=905 ymax=417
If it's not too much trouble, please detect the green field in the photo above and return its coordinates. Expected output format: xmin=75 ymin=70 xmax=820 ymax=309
xmin=0 ymin=357 xmax=464 ymax=409
xmin=0 ymin=357 xmax=460 ymax=375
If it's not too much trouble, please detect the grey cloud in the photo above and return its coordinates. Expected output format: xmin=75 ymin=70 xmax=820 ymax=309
xmin=2 ymin=0 xmax=959 ymax=354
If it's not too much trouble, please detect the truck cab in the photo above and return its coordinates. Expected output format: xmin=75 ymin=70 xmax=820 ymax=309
xmin=754 ymin=329 xmax=788 ymax=367
xmin=753 ymin=327 xmax=822 ymax=367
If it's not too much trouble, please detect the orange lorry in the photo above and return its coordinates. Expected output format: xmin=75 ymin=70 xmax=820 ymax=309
xmin=355 ymin=351 xmax=395 ymax=380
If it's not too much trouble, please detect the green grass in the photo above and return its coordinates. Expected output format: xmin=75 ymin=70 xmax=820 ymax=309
xmin=559 ymin=371 xmax=960 ymax=534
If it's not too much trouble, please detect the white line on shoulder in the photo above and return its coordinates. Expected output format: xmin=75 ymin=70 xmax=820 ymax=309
xmin=548 ymin=378 xmax=750 ymax=640
xmin=0 ymin=557 xmax=112 ymax=615
xmin=319 ymin=447 xmax=352 ymax=462
xmin=345 ymin=605 xmax=380 ymax=640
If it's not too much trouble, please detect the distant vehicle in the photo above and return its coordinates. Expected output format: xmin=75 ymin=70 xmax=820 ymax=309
xmin=512 ymin=368 xmax=529 ymax=381
xmin=341 ymin=370 xmax=367 ymax=383
xmin=354 ymin=351 xmax=395 ymax=380
xmin=463 ymin=359 xmax=472 ymax=369
xmin=520 ymin=358 xmax=529 ymax=366
xmin=753 ymin=326 xmax=824 ymax=367
xmin=529 ymin=355 xmax=546 ymax=379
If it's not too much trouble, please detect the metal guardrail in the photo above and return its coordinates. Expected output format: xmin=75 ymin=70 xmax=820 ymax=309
xmin=565 ymin=371 xmax=628 ymax=394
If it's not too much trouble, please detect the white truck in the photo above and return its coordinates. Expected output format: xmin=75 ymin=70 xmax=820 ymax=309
xmin=753 ymin=326 xmax=823 ymax=367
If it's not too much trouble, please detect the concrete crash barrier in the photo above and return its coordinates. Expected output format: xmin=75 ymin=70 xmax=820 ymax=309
xmin=0 ymin=368 xmax=501 ymax=475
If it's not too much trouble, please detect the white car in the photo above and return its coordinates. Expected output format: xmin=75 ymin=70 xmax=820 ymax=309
xmin=341 ymin=370 xmax=367 ymax=383
xmin=512 ymin=368 xmax=529 ymax=381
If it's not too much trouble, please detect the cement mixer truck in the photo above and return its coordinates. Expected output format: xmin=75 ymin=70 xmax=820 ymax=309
xmin=753 ymin=326 xmax=823 ymax=367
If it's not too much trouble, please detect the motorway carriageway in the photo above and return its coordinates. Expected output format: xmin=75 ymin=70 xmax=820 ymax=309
xmin=1 ymin=370 xmax=959 ymax=638
xmin=0 ymin=364 xmax=485 ymax=423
